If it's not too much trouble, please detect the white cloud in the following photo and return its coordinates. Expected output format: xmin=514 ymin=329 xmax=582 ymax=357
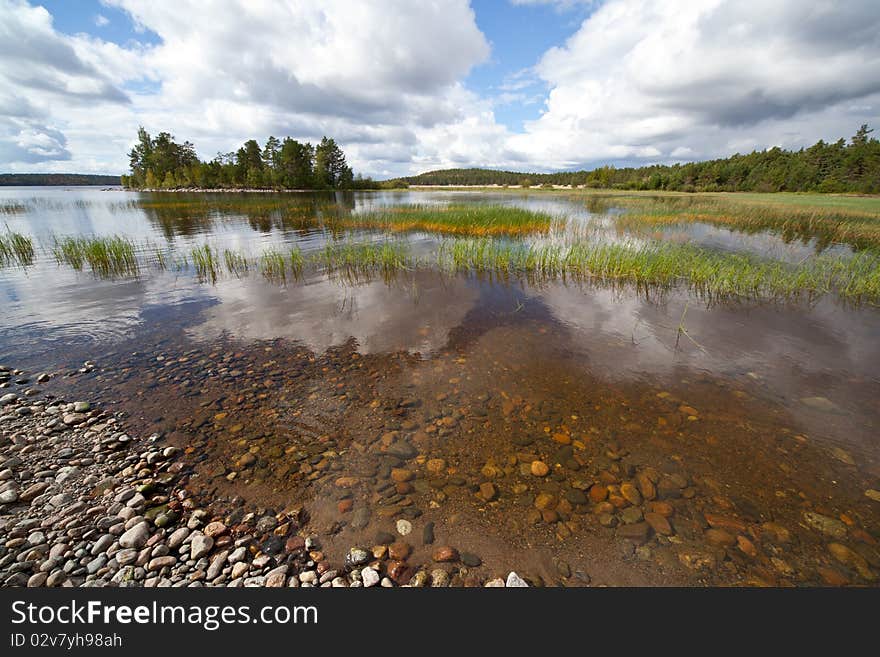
xmin=509 ymin=0 xmax=880 ymax=168
xmin=94 ymin=13 xmax=109 ymax=27
xmin=1 ymin=0 xmax=879 ymax=176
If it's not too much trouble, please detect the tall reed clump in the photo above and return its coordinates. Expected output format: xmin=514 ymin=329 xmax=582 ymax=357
xmin=320 ymin=240 xmax=411 ymax=280
xmin=0 ymin=230 xmax=35 ymax=266
xmin=346 ymin=204 xmax=555 ymax=236
xmin=439 ymin=237 xmax=880 ymax=303
xmin=223 ymin=249 xmax=249 ymax=277
xmin=52 ymin=235 xmax=138 ymax=277
xmin=190 ymin=244 xmax=218 ymax=283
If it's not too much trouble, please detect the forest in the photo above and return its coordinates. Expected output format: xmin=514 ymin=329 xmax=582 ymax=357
xmin=122 ymin=128 xmax=376 ymax=190
xmin=393 ymin=126 xmax=880 ymax=193
xmin=0 ymin=173 xmax=121 ymax=186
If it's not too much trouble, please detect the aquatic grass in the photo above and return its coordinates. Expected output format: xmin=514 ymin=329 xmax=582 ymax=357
xmin=259 ymin=249 xmax=288 ymax=282
xmin=190 ymin=244 xmax=218 ymax=283
xmin=319 ymin=240 xmax=412 ymax=282
xmin=52 ymin=235 xmax=138 ymax=277
xmin=224 ymin=249 xmax=249 ymax=277
xmin=0 ymin=229 xmax=35 ymax=266
xmin=439 ymin=237 xmax=880 ymax=303
xmin=602 ymin=194 xmax=880 ymax=251
xmin=345 ymin=204 xmax=554 ymax=236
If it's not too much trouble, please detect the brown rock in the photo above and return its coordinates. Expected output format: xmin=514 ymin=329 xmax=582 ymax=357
xmin=531 ymin=461 xmax=550 ymax=477
xmin=598 ymin=470 xmax=617 ymax=485
xmin=618 ymin=522 xmax=652 ymax=544
xmin=541 ymin=509 xmax=560 ymax=523
xmin=636 ymin=472 xmax=656 ymax=500
xmin=552 ymin=433 xmax=571 ymax=445
xmin=387 ymin=560 xmax=412 ymax=584
xmin=620 ymin=483 xmax=642 ymax=506
xmin=704 ymin=528 xmax=736 ymax=547
xmin=589 ymin=484 xmax=608 ymax=503
xmin=335 ymin=476 xmax=358 ymax=488
xmin=285 ymin=536 xmax=306 ymax=553
xmin=817 ymin=566 xmax=849 ymax=586
xmin=828 ymin=542 xmax=877 ymax=581
xmin=534 ymin=492 xmax=558 ymax=510
xmin=648 ymin=501 xmax=674 ymax=517
xmin=426 ymin=458 xmax=446 ymax=475
xmin=203 ymin=521 xmax=227 ymax=538
xmin=704 ymin=513 xmax=748 ymax=533
xmin=391 ymin=468 xmax=413 ymax=483
xmin=432 ymin=546 xmax=459 ymax=562
xmin=388 ymin=541 xmax=412 ymax=561
xmin=645 ymin=512 xmax=673 ymax=536
xmin=337 ymin=499 xmax=353 ymax=513
xmin=478 ymin=482 xmax=498 ymax=502
xmin=736 ymin=535 xmax=758 ymax=557
xmin=761 ymin=522 xmax=792 ymax=544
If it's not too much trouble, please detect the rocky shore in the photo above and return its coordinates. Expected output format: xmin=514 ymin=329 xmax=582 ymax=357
xmin=0 ymin=364 xmax=527 ymax=588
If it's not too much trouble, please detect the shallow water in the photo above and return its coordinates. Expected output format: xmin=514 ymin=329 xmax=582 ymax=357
xmin=1 ymin=187 xmax=878 ymax=586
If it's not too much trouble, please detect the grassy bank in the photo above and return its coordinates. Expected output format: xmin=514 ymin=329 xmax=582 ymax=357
xmin=339 ymin=204 xmax=554 ymax=236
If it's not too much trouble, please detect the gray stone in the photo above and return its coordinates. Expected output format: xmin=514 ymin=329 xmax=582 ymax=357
xmin=119 ymin=521 xmax=150 ymax=549
xmin=189 ymin=533 xmax=214 ymax=560
xmin=506 ymin=571 xmax=529 ymax=587
xmin=345 ymin=547 xmax=370 ymax=567
xmin=167 ymin=527 xmax=190 ymax=549
xmin=91 ymin=534 xmax=114 ymax=555
xmin=55 ymin=466 xmax=81 ymax=485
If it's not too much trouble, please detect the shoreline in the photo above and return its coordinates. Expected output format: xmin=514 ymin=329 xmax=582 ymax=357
xmin=0 ymin=363 xmax=527 ymax=588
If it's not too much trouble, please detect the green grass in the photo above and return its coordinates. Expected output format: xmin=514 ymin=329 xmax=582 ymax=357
xmin=339 ymin=204 xmax=554 ymax=236
xmin=52 ymin=235 xmax=138 ymax=277
xmin=569 ymin=192 xmax=880 ymax=251
xmin=439 ymin=237 xmax=880 ymax=302
xmin=0 ymin=230 xmax=34 ymax=266
xmin=190 ymin=244 xmax=219 ymax=283
xmin=223 ymin=249 xmax=249 ymax=277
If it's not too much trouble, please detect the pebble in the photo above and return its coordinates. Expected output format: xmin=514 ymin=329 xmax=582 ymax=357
xmin=506 ymin=571 xmax=528 ymax=587
xmin=396 ymin=519 xmax=412 ymax=536
xmin=432 ymin=546 xmax=459 ymax=562
xmin=189 ymin=533 xmax=214 ymax=560
xmin=461 ymin=552 xmax=482 ymax=567
xmin=530 ymin=461 xmax=549 ymax=477
xmin=361 ymin=567 xmax=380 ymax=587
xmin=802 ymin=511 xmax=847 ymax=539
xmin=119 ymin=522 xmax=150 ymax=549
xmin=345 ymin=547 xmax=371 ymax=567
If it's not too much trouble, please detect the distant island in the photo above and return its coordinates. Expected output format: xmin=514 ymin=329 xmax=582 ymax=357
xmin=123 ymin=127 xmax=378 ymax=191
xmin=389 ymin=125 xmax=879 ymax=194
xmin=0 ymin=173 xmax=122 ymax=186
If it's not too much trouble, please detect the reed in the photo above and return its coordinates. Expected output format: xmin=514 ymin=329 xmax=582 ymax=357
xmin=344 ymin=204 xmax=554 ymax=236
xmin=0 ymin=230 xmax=35 ymax=266
xmin=190 ymin=244 xmax=219 ymax=283
xmin=52 ymin=235 xmax=138 ymax=276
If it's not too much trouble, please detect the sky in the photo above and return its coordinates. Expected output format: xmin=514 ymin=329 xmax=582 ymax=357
xmin=1 ymin=0 xmax=879 ymax=178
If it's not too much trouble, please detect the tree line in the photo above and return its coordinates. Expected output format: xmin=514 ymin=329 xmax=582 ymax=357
xmin=122 ymin=127 xmax=378 ymax=190
xmin=393 ymin=126 xmax=880 ymax=193
xmin=0 ymin=173 xmax=121 ymax=186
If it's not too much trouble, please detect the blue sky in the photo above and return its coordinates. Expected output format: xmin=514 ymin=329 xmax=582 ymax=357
xmin=2 ymin=0 xmax=879 ymax=176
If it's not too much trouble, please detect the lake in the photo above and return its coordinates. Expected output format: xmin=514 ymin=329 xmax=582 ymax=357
xmin=1 ymin=186 xmax=878 ymax=586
